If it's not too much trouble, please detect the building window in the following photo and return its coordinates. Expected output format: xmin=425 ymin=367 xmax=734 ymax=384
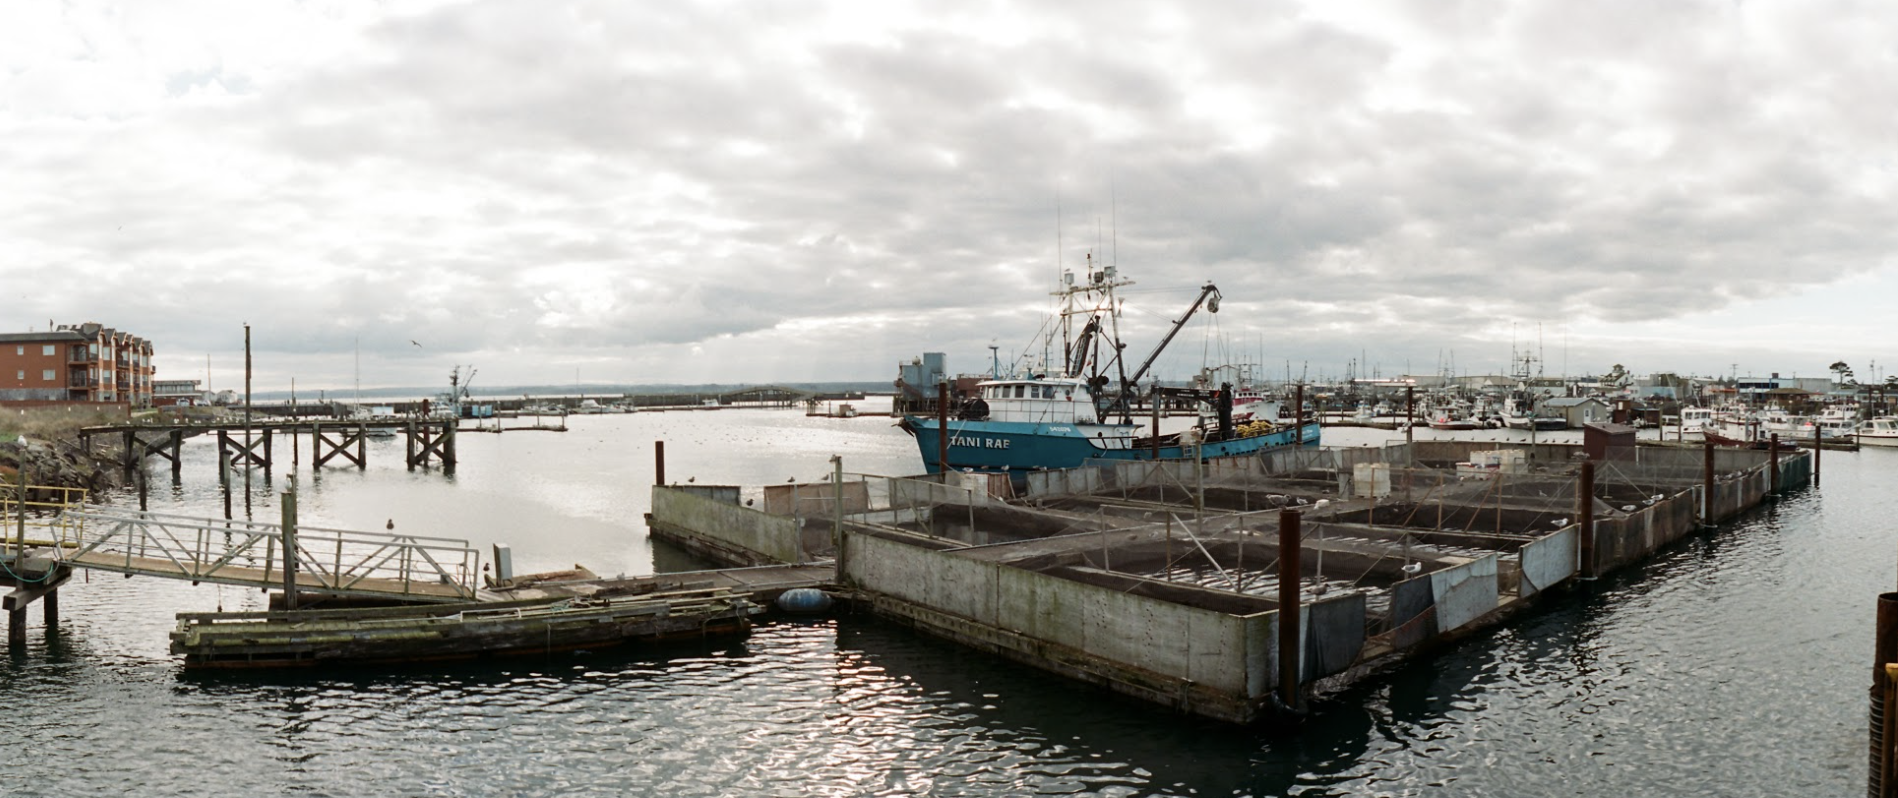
xmin=42 ymin=344 xmax=54 ymax=356
xmin=14 ymin=370 xmax=22 ymax=380
xmin=13 ymin=345 xmax=20 ymax=355
xmin=42 ymin=369 xmax=54 ymax=381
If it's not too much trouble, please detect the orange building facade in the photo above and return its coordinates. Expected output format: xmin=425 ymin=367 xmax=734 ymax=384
xmin=0 ymin=323 xmax=155 ymax=407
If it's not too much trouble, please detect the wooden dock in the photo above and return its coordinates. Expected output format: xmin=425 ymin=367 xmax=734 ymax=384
xmin=170 ymin=586 xmax=760 ymax=668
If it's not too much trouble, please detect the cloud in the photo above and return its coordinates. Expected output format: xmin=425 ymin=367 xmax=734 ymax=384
xmin=2 ymin=0 xmax=1895 ymax=391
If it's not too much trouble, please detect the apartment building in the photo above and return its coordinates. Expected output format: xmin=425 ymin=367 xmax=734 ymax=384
xmin=0 ymin=322 xmax=155 ymax=407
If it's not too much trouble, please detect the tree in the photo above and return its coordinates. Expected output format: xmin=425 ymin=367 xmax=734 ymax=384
xmin=1832 ymin=360 xmax=1856 ymax=385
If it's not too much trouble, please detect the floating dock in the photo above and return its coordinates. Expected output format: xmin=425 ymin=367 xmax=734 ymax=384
xmin=169 ymin=587 xmax=759 ymax=668
xmin=649 ymin=437 xmax=1811 ymax=724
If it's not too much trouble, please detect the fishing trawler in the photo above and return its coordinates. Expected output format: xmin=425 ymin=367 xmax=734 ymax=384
xmin=900 ymin=258 xmax=1318 ymax=475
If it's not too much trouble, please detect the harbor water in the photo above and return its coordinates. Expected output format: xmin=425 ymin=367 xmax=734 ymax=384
xmin=2 ymin=409 xmax=1884 ymax=796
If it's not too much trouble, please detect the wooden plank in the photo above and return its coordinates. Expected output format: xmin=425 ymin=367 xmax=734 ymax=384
xmin=3 ymin=567 xmax=71 ymax=610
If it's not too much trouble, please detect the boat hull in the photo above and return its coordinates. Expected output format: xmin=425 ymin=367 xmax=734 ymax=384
xmin=903 ymin=417 xmax=1319 ymax=474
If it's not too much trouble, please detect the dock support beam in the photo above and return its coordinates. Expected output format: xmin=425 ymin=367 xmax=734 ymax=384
xmin=314 ymin=425 xmax=367 ymax=469
xmin=1278 ymin=508 xmax=1301 ymax=708
xmin=218 ymin=430 xmax=272 ymax=471
xmin=655 ymin=440 xmax=666 ymax=486
xmin=1578 ymin=460 xmax=1596 ymax=580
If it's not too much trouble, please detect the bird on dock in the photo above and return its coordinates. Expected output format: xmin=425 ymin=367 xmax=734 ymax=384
xmin=386 ymin=519 xmax=394 ymax=530
xmin=1401 ymin=562 xmax=1422 ymax=576
xmin=687 ymin=476 xmax=695 ymax=482
xmin=1552 ymin=518 xmax=1568 ymax=527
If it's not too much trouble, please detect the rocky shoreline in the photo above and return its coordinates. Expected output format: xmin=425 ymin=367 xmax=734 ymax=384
xmin=0 ymin=435 xmax=121 ymax=496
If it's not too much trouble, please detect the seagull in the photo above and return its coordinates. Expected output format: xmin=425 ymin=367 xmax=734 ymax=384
xmin=1621 ymin=504 xmax=1636 ymax=512
xmin=1552 ymin=518 xmax=1568 ymax=527
xmin=386 ymin=519 xmax=394 ymax=530
xmin=687 ymin=476 xmax=695 ymax=482
xmin=1401 ymin=562 xmax=1423 ymax=576
xmin=411 ymin=340 xmax=422 ymax=347
xmin=1314 ymin=499 xmax=1330 ymax=509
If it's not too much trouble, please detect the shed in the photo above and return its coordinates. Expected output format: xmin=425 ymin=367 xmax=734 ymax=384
xmin=1543 ymin=396 xmax=1610 ymax=428
xmin=1583 ymin=422 xmax=1638 ymax=462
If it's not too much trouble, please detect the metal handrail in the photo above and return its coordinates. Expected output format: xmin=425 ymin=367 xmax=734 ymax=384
xmin=53 ymin=505 xmax=479 ymax=600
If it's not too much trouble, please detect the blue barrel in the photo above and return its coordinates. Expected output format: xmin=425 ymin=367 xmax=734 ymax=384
xmin=774 ymin=588 xmax=834 ymax=613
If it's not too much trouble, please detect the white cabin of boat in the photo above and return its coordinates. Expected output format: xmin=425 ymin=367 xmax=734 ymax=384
xmin=968 ymin=376 xmax=1108 ymax=425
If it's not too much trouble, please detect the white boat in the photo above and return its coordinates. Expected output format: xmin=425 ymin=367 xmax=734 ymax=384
xmin=1679 ymin=406 xmax=1713 ymax=438
xmin=1859 ymin=417 xmax=1898 ymax=447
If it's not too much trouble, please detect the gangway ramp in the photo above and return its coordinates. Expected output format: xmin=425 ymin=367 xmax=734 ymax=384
xmin=51 ymin=506 xmax=480 ymax=603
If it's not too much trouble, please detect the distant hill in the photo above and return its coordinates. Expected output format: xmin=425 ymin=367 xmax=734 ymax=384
xmin=247 ymin=381 xmax=894 ymax=402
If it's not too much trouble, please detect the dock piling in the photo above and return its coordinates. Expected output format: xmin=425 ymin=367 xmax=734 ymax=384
xmin=1770 ymin=434 xmax=1781 ymax=495
xmin=936 ymin=383 xmax=949 ymax=473
xmin=1579 ymin=460 xmax=1596 ymax=579
xmin=1872 ymin=592 xmax=1898 ymax=797
xmin=655 ymin=440 xmax=666 ymax=486
xmin=1278 ymin=508 xmax=1301 ymax=708
xmin=1703 ymin=442 xmax=1716 ymax=526
xmin=281 ymin=490 xmax=299 ymax=611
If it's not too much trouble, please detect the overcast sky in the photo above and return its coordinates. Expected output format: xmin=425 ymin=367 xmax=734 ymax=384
xmin=4 ymin=1 xmax=1895 ymax=393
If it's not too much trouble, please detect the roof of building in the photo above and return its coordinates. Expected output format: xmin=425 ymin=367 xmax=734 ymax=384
xmin=0 ymin=330 xmax=88 ymax=343
xmin=1543 ymin=397 xmax=1607 ymax=407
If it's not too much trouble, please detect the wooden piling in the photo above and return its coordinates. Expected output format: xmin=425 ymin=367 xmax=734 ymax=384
xmin=936 ymin=383 xmax=950 ymax=473
xmin=443 ymin=419 xmax=457 ymax=474
xmin=1150 ymin=393 xmax=1160 ymax=461
xmin=219 ymin=449 xmax=232 ymax=521
xmin=405 ymin=422 xmax=416 ymax=471
xmin=42 ymin=588 xmax=56 ymax=626
xmin=1578 ymin=460 xmax=1596 ymax=579
xmin=1770 ymin=434 xmax=1780 ymax=495
xmin=1815 ymin=425 xmax=1823 ymax=487
xmin=281 ymin=490 xmax=299 ymax=611
xmin=1278 ymin=508 xmax=1301 ymax=708
xmin=1873 ymin=592 xmax=1898 ymax=797
xmin=170 ymin=429 xmax=184 ymax=479
xmin=1405 ymin=386 xmax=1415 ymax=448
xmin=1294 ymin=384 xmax=1305 ymax=446
xmin=1703 ymin=442 xmax=1716 ymax=525
xmin=655 ymin=440 xmax=667 ymax=486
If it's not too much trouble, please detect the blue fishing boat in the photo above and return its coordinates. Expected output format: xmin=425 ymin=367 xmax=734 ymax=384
xmin=900 ymin=259 xmax=1319 ymax=475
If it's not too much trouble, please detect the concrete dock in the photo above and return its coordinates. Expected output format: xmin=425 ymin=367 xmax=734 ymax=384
xmin=649 ymin=437 xmax=1811 ymax=724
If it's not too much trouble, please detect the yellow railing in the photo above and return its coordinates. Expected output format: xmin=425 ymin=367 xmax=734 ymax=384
xmin=0 ymin=484 xmax=90 ymax=552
